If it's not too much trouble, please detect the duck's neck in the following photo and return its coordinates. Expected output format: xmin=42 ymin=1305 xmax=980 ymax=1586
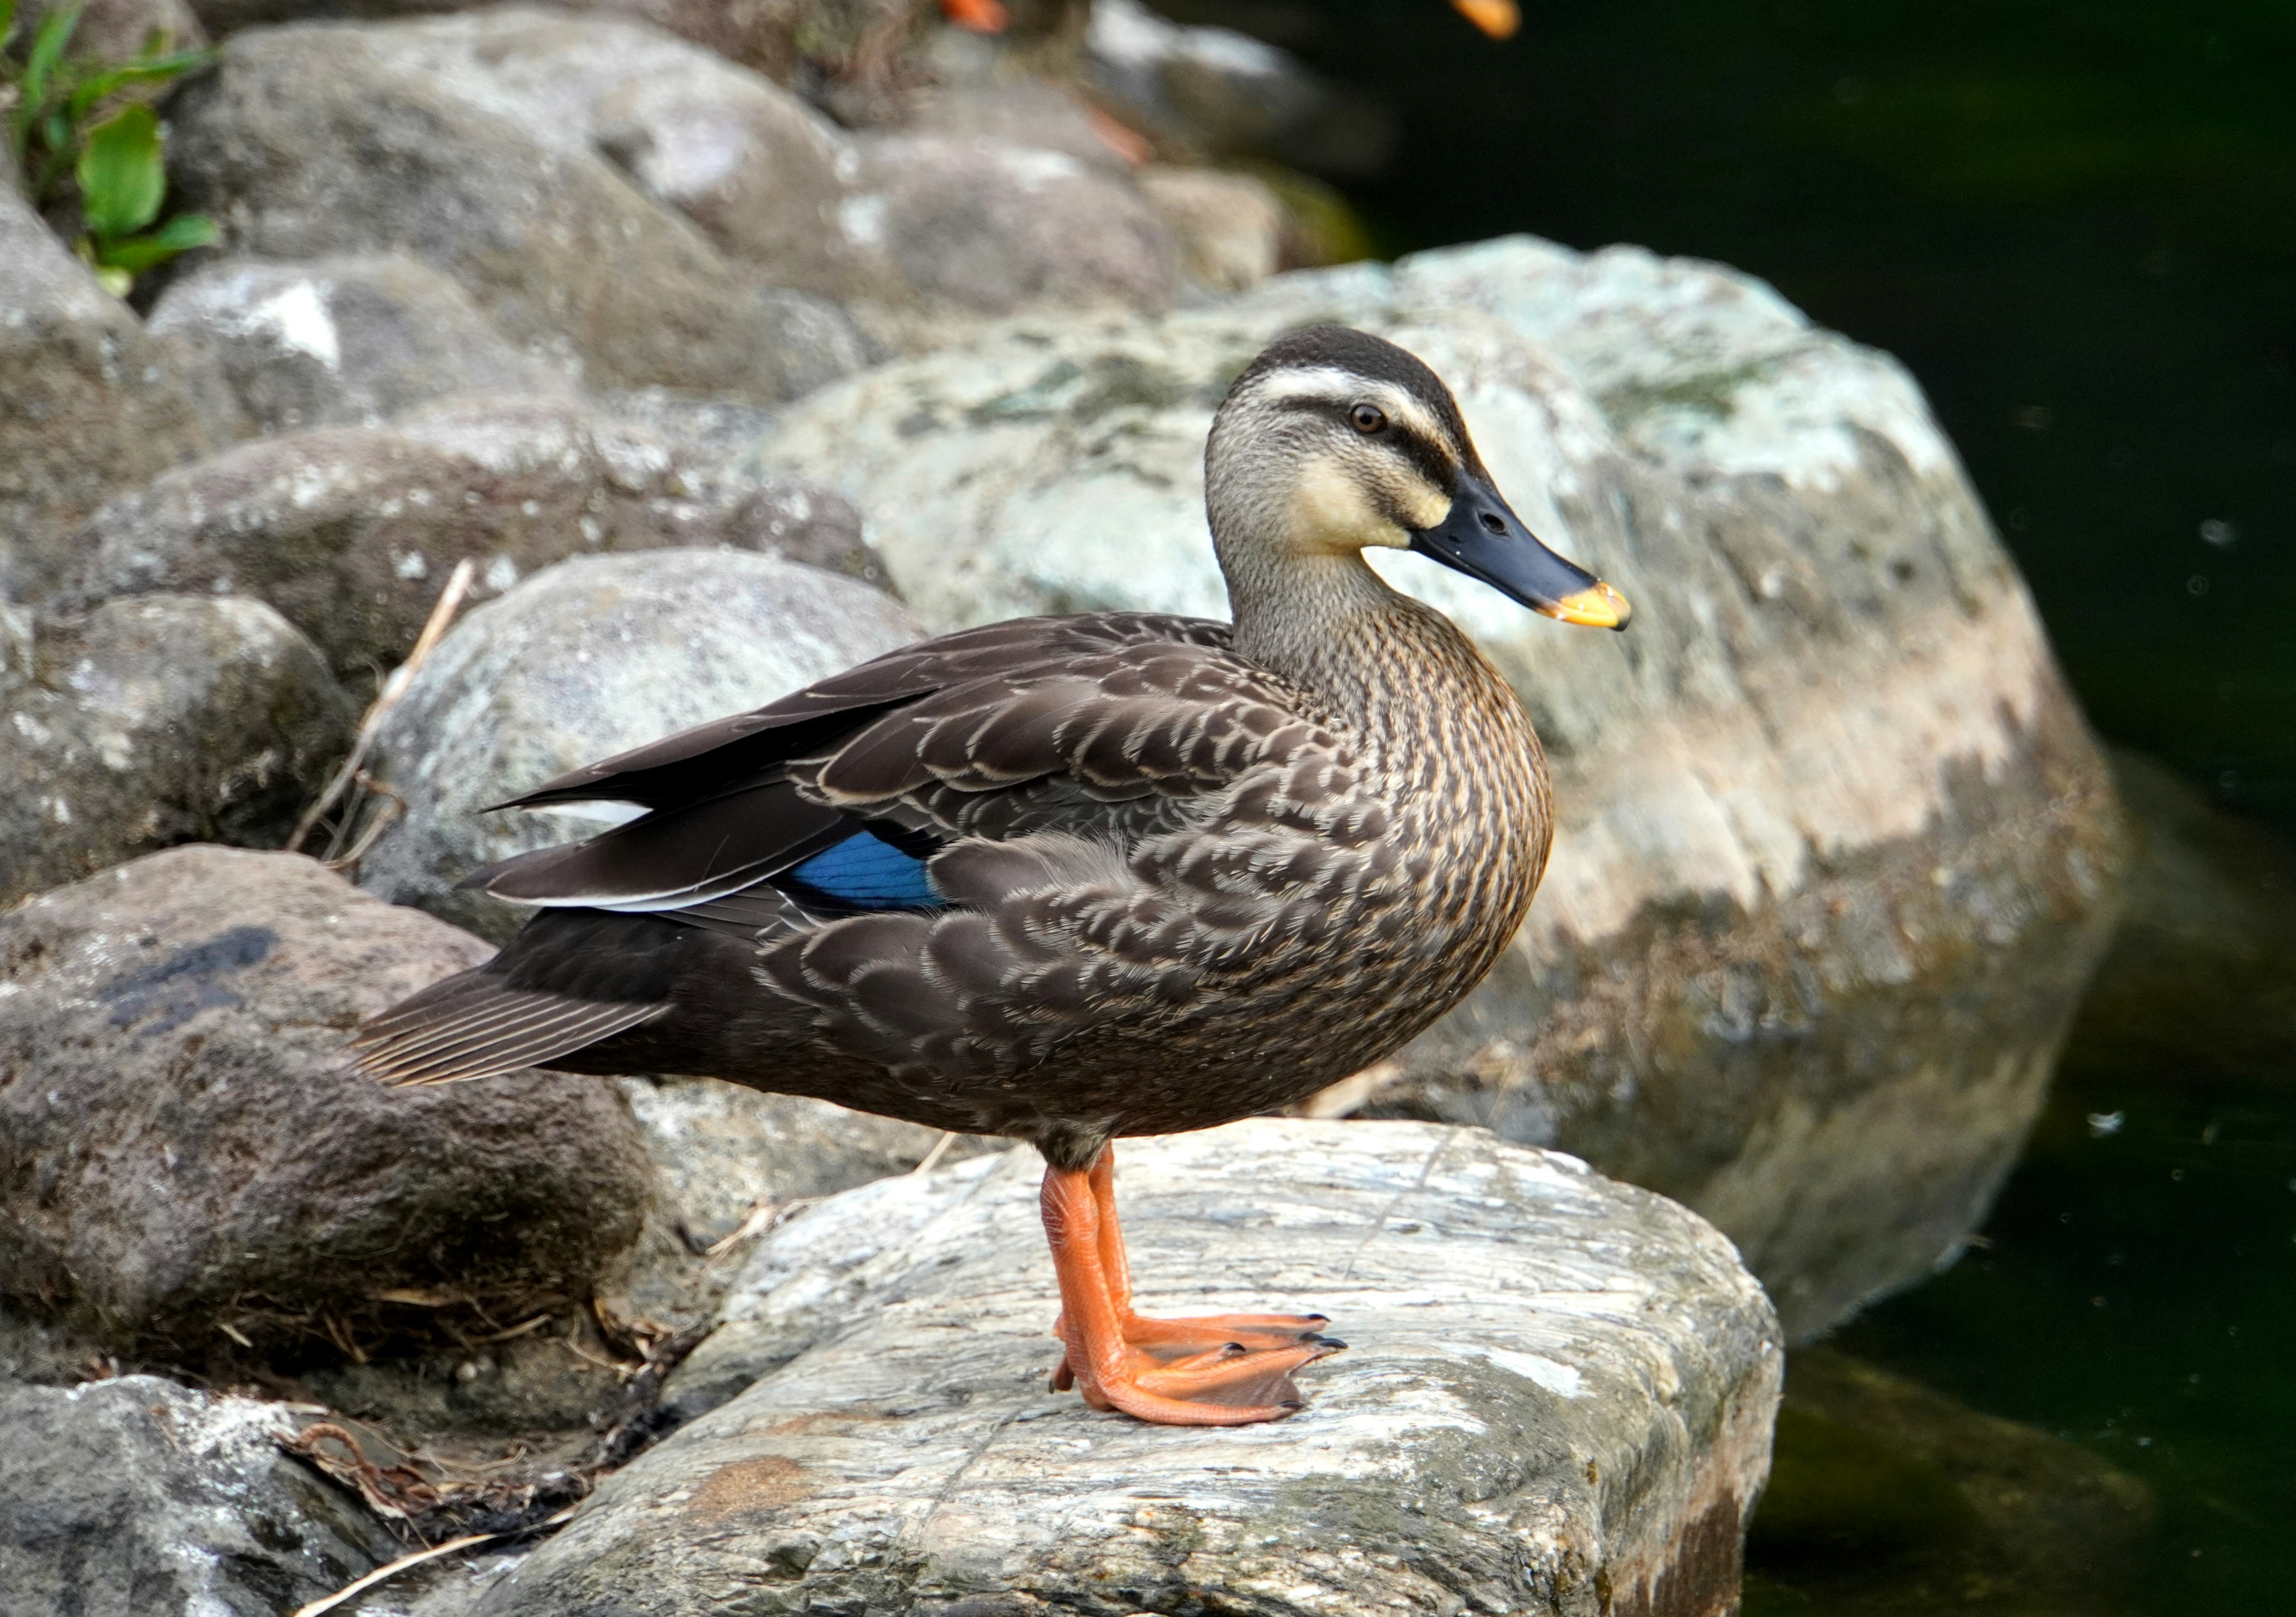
xmin=1225 ymin=548 xmax=1465 ymax=723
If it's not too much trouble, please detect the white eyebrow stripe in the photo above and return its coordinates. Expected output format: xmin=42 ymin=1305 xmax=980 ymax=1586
xmin=1247 ymin=369 xmax=1452 ymax=454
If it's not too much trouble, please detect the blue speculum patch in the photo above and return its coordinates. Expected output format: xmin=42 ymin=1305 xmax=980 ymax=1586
xmin=783 ymin=828 xmax=943 ymax=912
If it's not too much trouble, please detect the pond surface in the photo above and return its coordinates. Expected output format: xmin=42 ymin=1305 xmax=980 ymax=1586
xmin=1783 ymin=1049 xmax=2296 ymax=1610
xmin=1193 ymin=0 xmax=2296 ymax=1604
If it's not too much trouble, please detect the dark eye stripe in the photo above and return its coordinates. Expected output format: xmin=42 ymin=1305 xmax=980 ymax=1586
xmin=1265 ymin=395 xmax=1458 ymax=490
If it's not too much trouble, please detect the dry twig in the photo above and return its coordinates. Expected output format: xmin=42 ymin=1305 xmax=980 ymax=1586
xmin=288 ymin=557 xmax=475 ymax=857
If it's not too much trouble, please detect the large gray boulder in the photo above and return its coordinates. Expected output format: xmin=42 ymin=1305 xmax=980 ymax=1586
xmin=0 ymin=1376 xmax=398 ymax=1617
xmin=745 ymin=236 xmax=2129 ymax=1338
xmin=0 ymin=155 xmax=215 ymax=600
xmin=164 ymin=18 xmax=823 ymax=402
xmin=0 ymin=845 xmax=652 ymax=1347
xmin=48 ymin=395 xmax=877 ymax=681
xmin=0 ymin=594 xmax=355 ymax=907
xmin=355 ymin=548 xmax=923 ymax=940
xmin=488 ymin=1120 xmax=1781 ymax=1617
xmin=148 ymin=252 xmax=574 ymax=436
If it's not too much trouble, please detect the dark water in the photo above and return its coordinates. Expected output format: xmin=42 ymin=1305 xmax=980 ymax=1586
xmin=1170 ymin=0 xmax=2296 ymax=1605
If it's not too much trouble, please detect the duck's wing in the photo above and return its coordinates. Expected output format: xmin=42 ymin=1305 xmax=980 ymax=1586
xmin=457 ymin=612 xmax=1320 ymax=930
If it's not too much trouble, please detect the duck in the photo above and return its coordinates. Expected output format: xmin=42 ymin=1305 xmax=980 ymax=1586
xmin=355 ymin=325 xmax=1630 ymax=1426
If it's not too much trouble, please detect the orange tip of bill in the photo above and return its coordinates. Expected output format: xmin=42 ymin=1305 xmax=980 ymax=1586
xmin=1539 ymin=580 xmax=1633 ymax=630
xmin=1451 ymin=0 xmax=1521 ymax=40
xmin=942 ymin=0 xmax=1008 ymax=32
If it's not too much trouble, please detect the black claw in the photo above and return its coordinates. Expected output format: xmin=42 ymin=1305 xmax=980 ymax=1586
xmin=1223 ymin=1341 xmax=1248 ymax=1355
xmin=1303 ymin=1314 xmax=1331 ymax=1324
xmin=1311 ymin=1335 xmax=1348 ymax=1350
xmin=1279 ymin=1399 xmax=1304 ymax=1410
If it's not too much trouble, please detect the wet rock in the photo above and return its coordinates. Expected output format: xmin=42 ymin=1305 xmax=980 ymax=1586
xmin=2063 ymin=748 xmax=2296 ymax=1082
xmin=0 ymin=594 xmax=355 ymax=907
xmin=1140 ymin=163 xmax=1285 ymax=292
xmin=1748 ymin=1347 xmax=2154 ymax=1615
xmin=0 ymin=1375 xmax=398 ymax=1617
xmin=165 ymin=18 xmax=821 ymax=401
xmin=0 ymin=845 xmax=652 ymax=1348
xmin=0 ymin=150 xmax=215 ymax=600
xmin=148 ymin=253 xmax=572 ymax=435
xmin=353 ymin=548 xmax=922 ymax=940
xmin=1085 ymin=0 xmax=1394 ymax=178
xmin=488 ymin=1120 xmax=1780 ymax=1617
xmin=748 ymin=235 xmax=2129 ymax=1339
xmin=49 ymin=395 xmax=877 ymax=683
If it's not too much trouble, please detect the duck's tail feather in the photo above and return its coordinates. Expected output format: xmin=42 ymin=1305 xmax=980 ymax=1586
xmin=352 ymin=968 xmax=667 ymax=1087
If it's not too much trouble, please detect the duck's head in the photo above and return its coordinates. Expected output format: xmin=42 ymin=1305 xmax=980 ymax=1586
xmin=1206 ymin=324 xmax=1631 ymax=631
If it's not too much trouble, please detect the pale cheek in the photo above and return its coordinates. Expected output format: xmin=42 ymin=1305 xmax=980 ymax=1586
xmin=1395 ymin=483 xmax=1453 ymax=534
xmin=1292 ymin=461 xmax=1410 ymax=551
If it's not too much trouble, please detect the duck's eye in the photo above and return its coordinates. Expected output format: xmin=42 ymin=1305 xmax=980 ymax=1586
xmin=1350 ymin=404 xmax=1387 ymax=434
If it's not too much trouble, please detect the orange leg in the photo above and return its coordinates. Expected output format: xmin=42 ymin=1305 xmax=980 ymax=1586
xmin=1041 ymin=1144 xmax=1341 ymax=1425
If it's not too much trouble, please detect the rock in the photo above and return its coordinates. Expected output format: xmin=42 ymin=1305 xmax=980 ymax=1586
xmin=0 ymin=594 xmax=355 ymax=907
xmin=0 ymin=1375 xmax=399 ymax=1617
xmin=177 ymin=9 xmax=1177 ymax=338
xmin=1140 ymin=163 xmax=1285 ymax=292
xmin=49 ymin=395 xmax=878 ymax=683
xmin=621 ymin=1083 xmax=967 ymax=1249
xmin=323 ymin=1546 xmax=529 ymax=1617
xmin=353 ymin=548 xmax=923 ymax=941
xmin=600 ymin=1080 xmax=988 ymax=1334
xmin=182 ymin=0 xmax=918 ymax=111
xmin=0 ymin=150 xmax=215 ymax=600
xmin=426 ymin=7 xmax=1177 ymax=322
xmin=746 ymin=235 xmax=2129 ymax=1340
xmin=1085 ymin=0 xmax=1395 ymax=178
xmin=164 ymin=18 xmax=823 ymax=401
xmin=2062 ymin=749 xmax=2296 ymax=1083
xmin=840 ymin=130 xmax=1179 ymax=323
xmin=910 ymin=71 xmax=1131 ymax=175
xmin=370 ymin=8 xmax=866 ymax=300
xmin=1748 ymin=1347 xmax=2154 ymax=1614
xmin=11 ymin=0 xmax=206 ymax=66
xmin=147 ymin=253 xmax=573 ymax=435
xmin=0 ymin=845 xmax=652 ymax=1347
xmin=486 ymin=1119 xmax=1780 ymax=1617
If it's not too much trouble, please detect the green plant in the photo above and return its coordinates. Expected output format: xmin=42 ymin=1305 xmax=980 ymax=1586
xmin=1 ymin=0 xmax=217 ymax=295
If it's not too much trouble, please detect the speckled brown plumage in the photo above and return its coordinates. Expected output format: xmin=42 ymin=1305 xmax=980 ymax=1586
xmin=356 ymin=325 xmax=1616 ymax=1179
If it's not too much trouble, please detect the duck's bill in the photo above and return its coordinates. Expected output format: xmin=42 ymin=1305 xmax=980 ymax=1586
xmin=1409 ymin=475 xmax=1633 ymax=631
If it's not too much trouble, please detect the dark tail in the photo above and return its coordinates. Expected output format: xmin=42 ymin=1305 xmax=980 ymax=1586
xmin=351 ymin=909 xmax=710 ymax=1086
xmin=352 ymin=968 xmax=665 ymax=1087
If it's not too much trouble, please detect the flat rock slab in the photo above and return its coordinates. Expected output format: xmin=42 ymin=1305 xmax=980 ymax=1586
xmin=484 ymin=1120 xmax=1781 ymax=1617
